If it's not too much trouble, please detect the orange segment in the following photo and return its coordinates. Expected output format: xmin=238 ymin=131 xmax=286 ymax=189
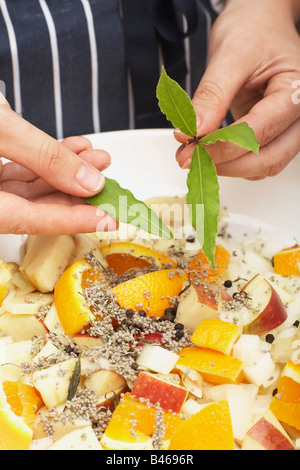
xmin=0 ymin=380 xmax=39 ymax=450
xmin=111 ymin=268 xmax=188 ymax=318
xmin=190 ymin=318 xmax=240 ymax=355
xmin=187 ymin=245 xmax=230 ymax=283
xmin=273 ymin=245 xmax=300 ymax=276
xmin=54 ymin=259 xmax=105 ymax=336
xmin=177 ymin=346 xmax=244 ymax=385
xmin=101 ymin=242 xmax=176 ymax=276
xmin=101 ymin=393 xmax=183 ymax=449
xmin=168 ymin=400 xmax=235 ymax=450
xmin=270 ymin=361 xmax=300 ymax=430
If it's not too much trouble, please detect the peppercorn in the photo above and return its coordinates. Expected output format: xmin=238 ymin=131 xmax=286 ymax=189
xmin=175 ymin=330 xmax=184 ymax=340
xmin=265 ymin=334 xmax=275 ymax=344
xmin=224 ymin=280 xmax=233 ymax=288
xmin=272 ymin=388 xmax=278 ymax=397
xmin=138 ymin=310 xmax=147 ymax=317
xmin=174 ymin=323 xmax=184 ymax=331
xmin=126 ymin=308 xmax=136 ymax=318
xmin=164 ymin=307 xmax=177 ymax=317
xmin=293 ymin=320 xmax=300 ymax=328
xmin=186 ymin=234 xmax=195 ymax=243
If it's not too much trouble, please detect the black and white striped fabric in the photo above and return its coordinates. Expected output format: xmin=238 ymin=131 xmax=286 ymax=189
xmin=0 ymin=0 xmax=226 ymax=140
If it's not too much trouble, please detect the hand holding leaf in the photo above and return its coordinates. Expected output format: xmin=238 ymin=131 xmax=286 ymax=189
xmin=157 ymin=66 xmax=259 ymax=267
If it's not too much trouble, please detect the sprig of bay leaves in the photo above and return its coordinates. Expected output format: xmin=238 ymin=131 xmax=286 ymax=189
xmin=156 ymin=67 xmax=259 ymax=268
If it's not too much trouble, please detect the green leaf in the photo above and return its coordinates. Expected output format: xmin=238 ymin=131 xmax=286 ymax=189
xmin=186 ymin=144 xmax=220 ymax=268
xmin=156 ymin=66 xmax=197 ymax=137
xmin=84 ymin=177 xmax=173 ymax=240
xmin=67 ymin=356 xmax=81 ymax=402
xmin=200 ymin=122 xmax=259 ymax=154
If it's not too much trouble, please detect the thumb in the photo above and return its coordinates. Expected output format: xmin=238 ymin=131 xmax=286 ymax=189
xmin=191 ymin=50 xmax=249 ymax=137
xmin=0 ymin=106 xmax=105 ymax=197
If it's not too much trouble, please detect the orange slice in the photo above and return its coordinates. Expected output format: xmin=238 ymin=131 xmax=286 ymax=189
xmin=273 ymin=245 xmax=300 ymax=276
xmin=101 ymin=242 xmax=176 ymax=276
xmin=0 ymin=380 xmax=39 ymax=450
xmin=111 ymin=268 xmax=188 ymax=317
xmin=54 ymin=259 xmax=105 ymax=336
xmin=190 ymin=318 xmax=240 ymax=355
xmin=270 ymin=361 xmax=300 ymax=430
xmin=176 ymin=346 xmax=244 ymax=385
xmin=187 ymin=245 xmax=230 ymax=283
xmin=168 ymin=400 xmax=235 ymax=450
xmin=101 ymin=393 xmax=183 ymax=449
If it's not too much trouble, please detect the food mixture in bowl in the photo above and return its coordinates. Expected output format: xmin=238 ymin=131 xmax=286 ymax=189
xmin=0 ymin=199 xmax=299 ymax=451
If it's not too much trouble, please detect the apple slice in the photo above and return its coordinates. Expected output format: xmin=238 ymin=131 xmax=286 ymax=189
xmin=176 ymin=281 xmax=219 ymax=333
xmin=47 ymin=426 xmax=103 ymax=450
xmin=242 ymin=274 xmax=288 ymax=335
xmin=242 ymin=410 xmax=296 ymax=450
xmin=2 ymin=292 xmax=53 ymax=315
xmin=135 ymin=332 xmax=163 ymax=349
xmin=0 ymin=340 xmax=34 ymax=381
xmin=72 ymin=334 xmax=104 ymax=351
xmin=20 ymin=235 xmax=76 ymax=293
xmin=84 ymin=369 xmax=127 ymax=397
xmin=0 ymin=312 xmax=48 ymax=342
xmin=131 ymin=371 xmax=188 ymax=413
xmin=32 ymin=357 xmax=77 ymax=408
xmin=136 ymin=344 xmax=179 ymax=375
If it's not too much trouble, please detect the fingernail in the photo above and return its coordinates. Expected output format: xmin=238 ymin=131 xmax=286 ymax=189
xmin=76 ymin=165 xmax=105 ymax=192
xmin=182 ymin=157 xmax=192 ymax=170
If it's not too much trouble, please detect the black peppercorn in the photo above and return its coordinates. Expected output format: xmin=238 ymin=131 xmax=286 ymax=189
xmin=224 ymin=280 xmax=233 ymax=288
xmin=265 ymin=334 xmax=275 ymax=344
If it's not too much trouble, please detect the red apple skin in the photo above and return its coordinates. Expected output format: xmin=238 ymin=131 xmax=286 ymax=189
xmin=242 ymin=276 xmax=288 ymax=336
xmin=247 ymin=417 xmax=295 ymax=450
xmin=192 ymin=282 xmax=219 ymax=310
xmin=135 ymin=332 xmax=163 ymax=350
xmin=131 ymin=371 xmax=188 ymax=414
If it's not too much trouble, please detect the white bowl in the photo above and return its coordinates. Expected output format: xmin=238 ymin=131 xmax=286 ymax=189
xmin=0 ymin=129 xmax=299 ymax=262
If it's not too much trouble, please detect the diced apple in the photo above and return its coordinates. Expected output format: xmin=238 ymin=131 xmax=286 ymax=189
xmin=72 ymin=334 xmax=104 ymax=351
xmin=33 ymin=404 xmax=91 ymax=440
xmin=180 ymin=398 xmax=207 ymax=418
xmin=2 ymin=292 xmax=53 ymax=315
xmin=29 ymin=437 xmax=54 ymax=450
xmin=80 ymin=355 xmax=111 ymax=377
xmin=11 ymin=270 xmax=35 ymax=295
xmin=203 ymin=383 xmax=255 ymax=442
xmin=176 ymin=281 xmax=219 ymax=333
xmin=0 ymin=340 xmax=34 ymax=381
xmin=242 ymin=410 xmax=296 ymax=450
xmin=0 ymin=259 xmax=13 ymax=306
xmin=242 ymin=274 xmax=288 ymax=335
xmin=20 ymin=235 xmax=76 ymax=293
xmin=136 ymin=344 xmax=179 ymax=375
xmin=68 ymin=234 xmax=108 ymax=269
xmin=176 ymin=365 xmax=203 ymax=398
xmin=0 ymin=312 xmax=47 ymax=341
xmin=243 ymin=351 xmax=276 ymax=387
xmin=84 ymin=369 xmax=127 ymax=397
xmin=232 ymin=334 xmax=263 ymax=367
xmin=135 ymin=332 xmax=163 ymax=350
xmin=131 ymin=371 xmax=188 ymax=413
xmin=47 ymin=426 xmax=103 ymax=450
xmin=32 ymin=357 xmax=77 ymax=408
xmin=43 ymin=303 xmax=65 ymax=334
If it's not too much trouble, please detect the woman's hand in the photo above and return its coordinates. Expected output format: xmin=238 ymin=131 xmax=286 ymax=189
xmin=0 ymin=94 xmax=116 ymax=234
xmin=175 ymin=0 xmax=300 ymax=179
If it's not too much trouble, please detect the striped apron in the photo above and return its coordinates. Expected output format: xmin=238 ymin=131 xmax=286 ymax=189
xmin=0 ymin=0 xmax=228 ymax=140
